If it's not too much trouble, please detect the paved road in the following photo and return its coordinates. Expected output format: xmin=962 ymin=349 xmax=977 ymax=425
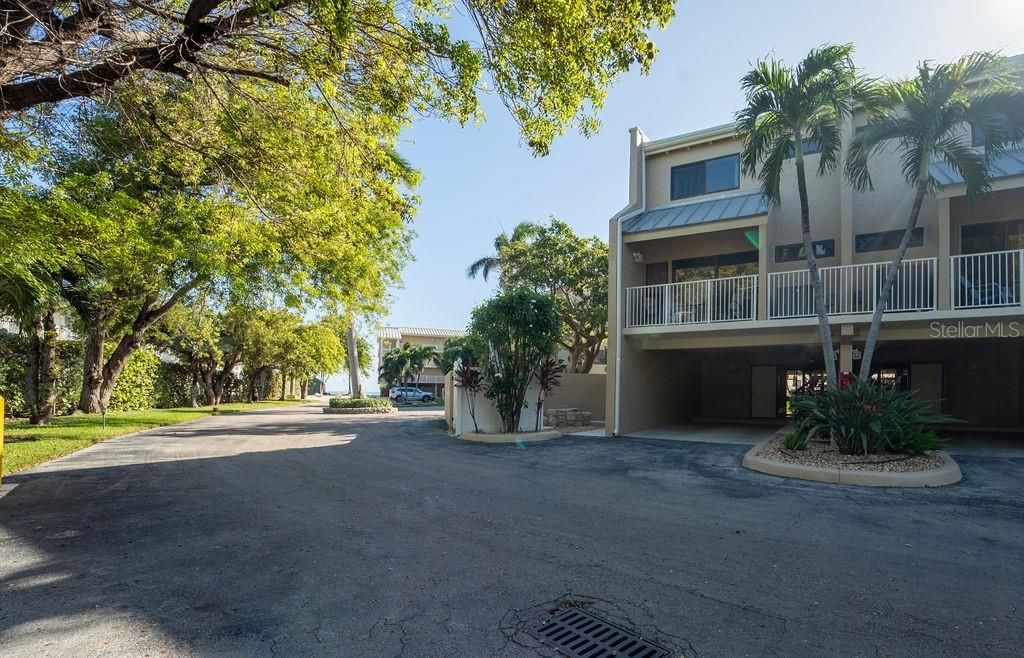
xmin=1 ymin=403 xmax=1022 ymax=656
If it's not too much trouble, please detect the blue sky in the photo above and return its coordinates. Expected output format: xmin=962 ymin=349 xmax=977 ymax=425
xmin=339 ymin=0 xmax=1024 ymax=393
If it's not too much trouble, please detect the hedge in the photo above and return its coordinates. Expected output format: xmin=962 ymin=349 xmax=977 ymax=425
xmin=328 ymin=397 xmax=394 ymax=410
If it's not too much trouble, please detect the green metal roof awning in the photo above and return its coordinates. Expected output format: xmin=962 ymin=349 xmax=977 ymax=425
xmin=622 ymin=191 xmax=770 ymax=235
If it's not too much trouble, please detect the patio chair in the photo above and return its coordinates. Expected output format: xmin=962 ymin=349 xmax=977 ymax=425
xmin=958 ymin=274 xmax=1013 ymax=307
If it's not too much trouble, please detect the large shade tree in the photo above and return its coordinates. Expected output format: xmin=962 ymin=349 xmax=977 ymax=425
xmin=846 ymin=52 xmax=1024 ymax=380
xmin=0 ymin=0 xmax=674 ymax=157
xmin=468 ymin=219 xmax=608 ymax=373
xmin=736 ymin=44 xmax=870 ymax=387
xmin=42 ymin=79 xmax=412 ymax=413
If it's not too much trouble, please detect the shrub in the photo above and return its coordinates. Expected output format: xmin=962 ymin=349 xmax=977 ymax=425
xmin=107 ymin=347 xmax=160 ymax=412
xmin=0 ymin=333 xmax=84 ymax=417
xmin=468 ymin=289 xmax=561 ymax=433
xmin=782 ymin=431 xmax=808 ymax=450
xmin=792 ymin=380 xmax=946 ymax=455
xmin=329 ymin=397 xmax=394 ymax=410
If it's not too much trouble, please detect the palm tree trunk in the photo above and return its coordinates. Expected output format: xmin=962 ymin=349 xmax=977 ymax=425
xmin=858 ymin=179 xmax=930 ymax=380
xmin=794 ymin=143 xmax=838 ymax=387
xmin=189 ymin=366 xmax=199 ymax=407
xmin=24 ymin=316 xmax=41 ymax=423
xmin=34 ymin=308 xmax=57 ymax=424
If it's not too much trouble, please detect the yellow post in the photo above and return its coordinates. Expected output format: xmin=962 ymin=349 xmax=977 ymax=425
xmin=0 ymin=395 xmax=5 ymax=486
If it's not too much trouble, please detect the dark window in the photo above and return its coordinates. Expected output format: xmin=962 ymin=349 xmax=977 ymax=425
xmin=784 ymin=138 xmax=823 ymax=159
xmin=972 ymin=124 xmax=987 ymax=147
xmin=672 ymin=251 xmax=758 ymax=281
xmin=645 ymin=262 xmax=668 ymax=285
xmin=855 ymin=228 xmax=924 ymax=253
xmin=961 ymin=219 xmax=1024 ymax=254
xmin=670 ymin=154 xmax=740 ymax=200
xmin=972 ymin=118 xmax=1014 ymax=148
xmin=775 ymin=239 xmax=836 ymax=263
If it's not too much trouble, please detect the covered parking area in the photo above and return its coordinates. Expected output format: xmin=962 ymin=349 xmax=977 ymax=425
xmin=612 ymin=329 xmax=1024 ymax=437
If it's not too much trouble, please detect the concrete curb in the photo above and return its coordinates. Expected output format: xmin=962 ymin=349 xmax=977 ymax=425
xmin=322 ymin=407 xmax=396 ymax=415
xmin=0 ymin=482 xmax=20 ymax=501
xmin=458 ymin=430 xmax=562 ymax=444
xmin=741 ymin=438 xmax=963 ymax=487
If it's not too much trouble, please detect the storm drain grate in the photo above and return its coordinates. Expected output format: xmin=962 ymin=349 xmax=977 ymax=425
xmin=530 ymin=608 xmax=671 ymax=658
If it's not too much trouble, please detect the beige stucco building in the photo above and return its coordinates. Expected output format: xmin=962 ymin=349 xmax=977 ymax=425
xmin=605 ymin=69 xmax=1024 ymax=436
xmin=378 ymin=326 xmax=465 ymax=397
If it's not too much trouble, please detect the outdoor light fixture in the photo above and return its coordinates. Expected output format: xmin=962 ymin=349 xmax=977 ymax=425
xmin=632 ymin=251 xmax=644 ymax=263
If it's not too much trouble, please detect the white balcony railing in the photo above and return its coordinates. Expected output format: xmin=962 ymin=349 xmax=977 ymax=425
xmin=623 ymin=250 xmax=1024 ymax=330
xmin=768 ymin=257 xmax=937 ymax=320
xmin=951 ymin=249 xmax=1024 ymax=310
xmin=624 ymin=274 xmax=758 ymax=328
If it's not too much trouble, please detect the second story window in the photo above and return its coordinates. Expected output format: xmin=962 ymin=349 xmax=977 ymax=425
xmin=670 ymin=154 xmax=740 ymax=200
xmin=784 ymin=138 xmax=822 ymax=159
xmin=972 ymin=117 xmax=1014 ymax=149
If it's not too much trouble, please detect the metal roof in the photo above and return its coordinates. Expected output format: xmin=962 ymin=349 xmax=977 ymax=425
xmin=379 ymin=326 xmax=465 ymax=341
xmin=929 ymin=148 xmax=1024 ymax=186
xmin=621 ymin=191 xmax=770 ymax=235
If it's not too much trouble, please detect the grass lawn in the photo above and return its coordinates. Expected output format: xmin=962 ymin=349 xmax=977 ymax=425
xmin=1 ymin=399 xmax=307 ymax=476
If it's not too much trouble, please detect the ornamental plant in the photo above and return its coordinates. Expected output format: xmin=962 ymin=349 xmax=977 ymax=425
xmin=533 ymin=358 xmax=565 ymax=431
xmin=467 ymin=290 xmax=561 ymax=433
xmin=453 ymin=362 xmax=483 ymax=434
xmin=791 ymin=380 xmax=946 ymax=455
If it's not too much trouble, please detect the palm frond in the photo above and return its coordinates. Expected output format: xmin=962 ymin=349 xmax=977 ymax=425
xmin=932 ymin=135 xmax=991 ymax=197
xmin=845 ymin=115 xmax=915 ymax=190
xmin=466 ymin=256 xmax=499 ymax=280
xmin=965 ymin=87 xmax=1024 ymax=156
xmin=809 ymin=120 xmax=842 ymax=176
xmin=759 ymin=133 xmax=794 ymax=205
xmin=797 ymin=44 xmax=855 ymax=87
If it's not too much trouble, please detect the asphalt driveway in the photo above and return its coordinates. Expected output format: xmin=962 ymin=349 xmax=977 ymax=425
xmin=1 ymin=403 xmax=1021 ymax=656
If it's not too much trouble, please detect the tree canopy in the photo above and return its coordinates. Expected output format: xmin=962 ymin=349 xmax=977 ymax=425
xmin=468 ymin=219 xmax=607 ymax=372
xmin=1 ymin=0 xmax=674 ymax=155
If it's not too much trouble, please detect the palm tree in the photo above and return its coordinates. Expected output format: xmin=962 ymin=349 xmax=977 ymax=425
xmin=846 ymin=52 xmax=1024 ymax=380
xmin=406 ymin=344 xmax=439 ymax=387
xmin=0 ymin=258 xmax=59 ymax=424
xmin=736 ymin=44 xmax=868 ymax=387
xmin=466 ymin=222 xmax=540 ymax=282
xmin=379 ymin=343 xmax=412 ymax=389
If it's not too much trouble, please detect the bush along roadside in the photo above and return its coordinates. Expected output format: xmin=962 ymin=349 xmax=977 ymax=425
xmin=325 ymin=397 xmax=396 ymax=414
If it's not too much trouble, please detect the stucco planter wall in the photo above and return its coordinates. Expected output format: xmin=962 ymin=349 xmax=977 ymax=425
xmin=742 ymin=438 xmax=962 ymax=487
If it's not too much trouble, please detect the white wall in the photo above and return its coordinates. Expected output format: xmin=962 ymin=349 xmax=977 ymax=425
xmin=452 ymin=377 xmax=544 ymax=435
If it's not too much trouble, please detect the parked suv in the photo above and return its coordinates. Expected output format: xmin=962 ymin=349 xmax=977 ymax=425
xmin=389 ymin=387 xmax=434 ymax=403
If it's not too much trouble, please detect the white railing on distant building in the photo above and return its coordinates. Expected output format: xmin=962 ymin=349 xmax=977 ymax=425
xmin=768 ymin=257 xmax=937 ymax=320
xmin=951 ymin=249 xmax=1024 ymax=310
xmin=624 ymin=274 xmax=758 ymax=328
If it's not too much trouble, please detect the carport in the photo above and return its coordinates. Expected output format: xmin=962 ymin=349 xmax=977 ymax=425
xmin=623 ymin=421 xmax=782 ymax=445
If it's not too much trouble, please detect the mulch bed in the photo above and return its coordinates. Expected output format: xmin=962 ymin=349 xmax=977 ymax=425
xmin=756 ymin=434 xmax=944 ymax=473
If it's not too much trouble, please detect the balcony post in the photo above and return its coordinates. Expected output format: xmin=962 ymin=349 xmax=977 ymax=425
xmin=1019 ymin=249 xmax=1024 ymax=307
xmin=757 ymin=222 xmax=768 ymax=320
xmin=663 ymin=283 xmax=671 ymax=325
xmin=706 ymin=280 xmax=713 ymax=323
xmin=937 ymin=197 xmax=951 ymax=310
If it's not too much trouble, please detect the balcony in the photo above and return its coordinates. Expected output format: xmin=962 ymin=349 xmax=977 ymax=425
xmin=624 ymin=249 xmax=1024 ymax=329
xmin=625 ymin=274 xmax=758 ymax=328
xmin=769 ymin=257 xmax=937 ymax=319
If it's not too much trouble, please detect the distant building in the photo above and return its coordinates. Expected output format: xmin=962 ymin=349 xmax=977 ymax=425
xmin=378 ymin=326 xmax=465 ymax=398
